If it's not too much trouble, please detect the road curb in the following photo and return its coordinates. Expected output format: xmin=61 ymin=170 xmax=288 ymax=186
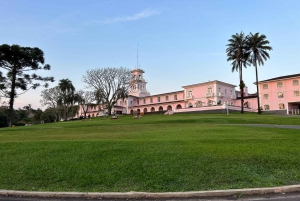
xmin=1 ymin=185 xmax=300 ymax=199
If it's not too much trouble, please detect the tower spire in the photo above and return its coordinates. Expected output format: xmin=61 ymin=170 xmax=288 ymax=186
xmin=137 ymin=44 xmax=139 ymax=70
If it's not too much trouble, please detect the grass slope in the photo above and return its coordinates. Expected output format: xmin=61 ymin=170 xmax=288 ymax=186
xmin=0 ymin=113 xmax=300 ymax=192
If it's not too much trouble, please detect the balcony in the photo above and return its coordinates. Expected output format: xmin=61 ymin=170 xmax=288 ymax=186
xmin=217 ymin=92 xmax=224 ymax=97
xmin=185 ymin=95 xmax=193 ymax=100
xmin=206 ymin=93 xmax=214 ymax=97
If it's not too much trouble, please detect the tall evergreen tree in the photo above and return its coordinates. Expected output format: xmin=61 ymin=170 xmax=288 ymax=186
xmin=0 ymin=44 xmax=54 ymax=126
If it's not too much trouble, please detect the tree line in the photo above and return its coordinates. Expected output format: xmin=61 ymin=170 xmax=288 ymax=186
xmin=0 ymin=34 xmax=272 ymax=127
xmin=0 ymin=44 xmax=131 ymax=127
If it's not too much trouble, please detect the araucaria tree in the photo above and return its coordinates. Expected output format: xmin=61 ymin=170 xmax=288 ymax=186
xmin=82 ymin=67 xmax=131 ymax=115
xmin=226 ymin=32 xmax=249 ymax=113
xmin=0 ymin=44 xmax=54 ymax=126
xmin=246 ymin=33 xmax=272 ymax=114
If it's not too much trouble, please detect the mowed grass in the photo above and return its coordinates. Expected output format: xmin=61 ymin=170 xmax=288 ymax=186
xmin=0 ymin=113 xmax=300 ymax=192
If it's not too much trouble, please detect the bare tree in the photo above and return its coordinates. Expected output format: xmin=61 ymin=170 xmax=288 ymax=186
xmin=82 ymin=67 xmax=131 ymax=115
xmin=40 ymin=86 xmax=61 ymax=121
xmin=77 ymin=90 xmax=95 ymax=118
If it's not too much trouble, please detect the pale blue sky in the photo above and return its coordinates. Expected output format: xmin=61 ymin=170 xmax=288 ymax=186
xmin=1 ymin=0 xmax=300 ymax=109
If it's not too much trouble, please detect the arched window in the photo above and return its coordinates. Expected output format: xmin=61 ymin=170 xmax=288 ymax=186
xmin=167 ymin=105 xmax=172 ymax=110
xmin=264 ymin=105 xmax=270 ymax=110
xmin=137 ymin=109 xmax=140 ymax=114
xmin=176 ymin=104 xmax=182 ymax=109
xmin=144 ymin=108 xmax=147 ymax=113
xmin=188 ymin=102 xmax=193 ymax=108
xmin=151 ymin=107 xmax=155 ymax=112
xmin=195 ymin=101 xmax=202 ymax=107
xmin=159 ymin=106 xmax=163 ymax=111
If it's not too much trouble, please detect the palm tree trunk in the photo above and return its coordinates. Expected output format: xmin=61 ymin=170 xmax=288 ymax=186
xmin=255 ymin=62 xmax=261 ymax=114
xmin=240 ymin=82 xmax=244 ymax=114
xmin=239 ymin=62 xmax=244 ymax=114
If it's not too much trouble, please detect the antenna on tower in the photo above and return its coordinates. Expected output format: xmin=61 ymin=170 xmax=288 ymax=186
xmin=137 ymin=44 xmax=139 ymax=70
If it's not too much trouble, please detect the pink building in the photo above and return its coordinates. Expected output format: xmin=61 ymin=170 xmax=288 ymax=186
xmin=114 ymin=69 xmax=250 ymax=115
xmin=75 ymin=70 xmax=300 ymax=117
xmin=257 ymin=73 xmax=300 ymax=114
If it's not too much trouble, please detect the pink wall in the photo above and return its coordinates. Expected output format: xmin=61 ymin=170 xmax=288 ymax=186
xmin=233 ymin=97 xmax=258 ymax=112
xmin=259 ymin=77 xmax=300 ymax=112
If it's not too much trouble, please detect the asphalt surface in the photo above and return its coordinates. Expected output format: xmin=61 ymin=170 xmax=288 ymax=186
xmin=230 ymin=124 xmax=300 ymax=129
xmin=1 ymin=192 xmax=300 ymax=201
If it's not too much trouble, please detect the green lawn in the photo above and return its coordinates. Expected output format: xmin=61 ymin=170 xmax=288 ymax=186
xmin=0 ymin=113 xmax=300 ymax=192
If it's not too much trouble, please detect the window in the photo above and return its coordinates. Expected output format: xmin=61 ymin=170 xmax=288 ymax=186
xmin=130 ymin=101 xmax=132 ymax=105
xmin=124 ymin=100 xmax=127 ymax=105
xmin=157 ymin=97 xmax=160 ymax=102
xmin=264 ymin=105 xmax=270 ymax=110
xmin=294 ymin=90 xmax=300 ymax=97
xmin=230 ymin=89 xmax=233 ymax=95
xmin=137 ymin=100 xmax=139 ymax=105
xmin=150 ymin=98 xmax=153 ymax=103
xmin=278 ymin=92 xmax=284 ymax=98
xmin=188 ymin=102 xmax=193 ymax=108
xmin=166 ymin=96 xmax=169 ymax=101
xmin=188 ymin=90 xmax=192 ymax=96
xmin=263 ymin=94 xmax=269 ymax=99
xmin=218 ymin=87 xmax=221 ymax=92
xmin=293 ymin=80 xmax=299 ymax=86
xmin=279 ymin=103 xmax=285 ymax=109
xmin=225 ymin=89 xmax=227 ymax=94
xmin=143 ymin=99 xmax=146 ymax=104
xmin=208 ymin=87 xmax=213 ymax=94
xmin=263 ymin=84 xmax=268 ymax=89
xmin=139 ymin=75 xmax=141 ymax=80
xmin=174 ymin=94 xmax=177 ymax=100
xmin=277 ymin=82 xmax=283 ymax=88
xmin=120 ymin=101 xmax=122 ymax=106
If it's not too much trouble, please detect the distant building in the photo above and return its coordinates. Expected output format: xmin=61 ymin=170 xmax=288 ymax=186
xmin=75 ymin=70 xmax=300 ymax=117
xmin=111 ymin=69 xmax=255 ymax=115
xmin=257 ymin=73 xmax=300 ymax=115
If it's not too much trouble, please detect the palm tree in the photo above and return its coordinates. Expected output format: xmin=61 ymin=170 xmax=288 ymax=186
xmin=58 ymin=79 xmax=75 ymax=120
xmin=246 ymin=33 xmax=272 ymax=114
xmin=226 ymin=32 xmax=250 ymax=113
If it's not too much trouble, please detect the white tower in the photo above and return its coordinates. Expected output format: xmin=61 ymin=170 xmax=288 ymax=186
xmin=129 ymin=69 xmax=150 ymax=97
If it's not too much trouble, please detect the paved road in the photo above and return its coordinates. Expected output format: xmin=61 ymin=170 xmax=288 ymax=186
xmin=1 ymin=193 xmax=300 ymax=201
xmin=229 ymin=124 xmax=300 ymax=129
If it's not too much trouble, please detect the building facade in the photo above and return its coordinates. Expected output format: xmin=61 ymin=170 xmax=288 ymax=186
xmin=258 ymin=73 xmax=300 ymax=114
xmin=114 ymin=69 xmax=245 ymax=115
xmin=75 ymin=70 xmax=300 ymax=117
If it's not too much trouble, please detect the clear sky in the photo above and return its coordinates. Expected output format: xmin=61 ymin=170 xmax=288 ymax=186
xmin=1 ymin=0 xmax=300 ymax=109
